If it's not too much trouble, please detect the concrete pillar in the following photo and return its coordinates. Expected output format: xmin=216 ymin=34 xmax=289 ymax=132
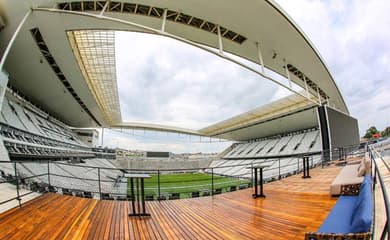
xmin=0 ymin=71 xmax=8 ymax=110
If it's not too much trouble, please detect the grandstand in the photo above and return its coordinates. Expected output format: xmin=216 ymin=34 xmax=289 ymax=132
xmin=0 ymin=0 xmax=384 ymax=239
xmin=223 ymin=128 xmax=320 ymax=159
xmin=0 ymin=89 xmax=117 ymax=160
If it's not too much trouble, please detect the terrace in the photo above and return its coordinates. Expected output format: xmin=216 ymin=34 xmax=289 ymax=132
xmin=0 ymin=164 xmax=341 ymax=239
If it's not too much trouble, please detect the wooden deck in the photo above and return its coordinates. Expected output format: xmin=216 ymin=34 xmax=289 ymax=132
xmin=266 ymin=164 xmax=342 ymax=194
xmin=0 ymin=165 xmax=343 ymax=240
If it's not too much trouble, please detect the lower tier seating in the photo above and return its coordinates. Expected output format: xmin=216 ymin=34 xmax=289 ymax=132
xmin=208 ymin=155 xmax=322 ymax=180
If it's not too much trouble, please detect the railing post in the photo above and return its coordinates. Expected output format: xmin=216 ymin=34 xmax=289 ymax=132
xmin=373 ymin=158 xmax=377 ymax=191
xmin=211 ymin=168 xmax=214 ymax=195
xmin=278 ymin=158 xmax=281 ymax=179
xmin=251 ymin=162 xmax=254 ymax=186
xmin=14 ymin=162 xmax=21 ymax=208
xmin=339 ymin=148 xmax=342 ymax=160
xmin=97 ymin=167 xmax=101 ymax=199
xmin=47 ymin=161 xmax=51 ymax=186
xmin=157 ymin=170 xmax=160 ymax=200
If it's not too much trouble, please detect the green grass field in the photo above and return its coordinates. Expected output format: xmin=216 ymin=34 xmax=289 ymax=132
xmin=127 ymin=172 xmax=250 ymax=199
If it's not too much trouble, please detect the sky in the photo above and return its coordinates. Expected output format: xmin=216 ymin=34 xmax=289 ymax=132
xmin=103 ymin=0 xmax=390 ymax=152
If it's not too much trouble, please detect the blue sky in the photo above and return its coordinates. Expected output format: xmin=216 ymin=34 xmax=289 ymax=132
xmin=103 ymin=0 xmax=390 ymax=152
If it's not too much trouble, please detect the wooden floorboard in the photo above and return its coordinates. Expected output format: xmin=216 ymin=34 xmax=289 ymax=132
xmin=0 ymin=165 xmax=343 ymax=240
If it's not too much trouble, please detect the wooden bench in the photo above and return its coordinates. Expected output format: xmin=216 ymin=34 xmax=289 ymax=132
xmin=306 ymin=176 xmax=373 ymax=240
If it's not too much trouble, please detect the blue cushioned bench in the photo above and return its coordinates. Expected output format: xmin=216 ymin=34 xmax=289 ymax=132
xmin=305 ymin=176 xmax=373 ymax=240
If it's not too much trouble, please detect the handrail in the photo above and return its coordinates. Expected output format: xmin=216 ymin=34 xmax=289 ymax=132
xmin=0 ymin=153 xmax=324 ymax=172
xmin=0 ymin=157 xmax=304 ymax=172
xmin=0 ymin=191 xmax=35 ymax=205
xmin=369 ymin=145 xmax=390 ymax=240
xmin=372 ymin=147 xmax=390 ymax=172
xmin=0 ymin=145 xmax=361 ymax=207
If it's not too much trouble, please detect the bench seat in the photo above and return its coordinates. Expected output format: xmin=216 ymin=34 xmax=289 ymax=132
xmin=330 ymin=155 xmax=371 ymax=196
xmin=330 ymin=164 xmax=363 ymax=195
xmin=317 ymin=195 xmax=357 ymax=234
xmin=306 ymin=176 xmax=373 ymax=240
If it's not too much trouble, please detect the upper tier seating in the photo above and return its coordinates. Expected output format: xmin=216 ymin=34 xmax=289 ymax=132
xmin=0 ymin=124 xmax=95 ymax=159
xmin=0 ymin=94 xmax=101 ymax=159
xmin=208 ymin=129 xmax=322 ymax=179
xmin=1 ymin=94 xmax=87 ymax=147
xmin=223 ymin=129 xmax=321 ymax=159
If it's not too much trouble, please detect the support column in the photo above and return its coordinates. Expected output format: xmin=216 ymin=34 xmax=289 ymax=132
xmin=0 ymin=71 xmax=8 ymax=109
xmin=317 ymin=106 xmax=330 ymax=162
xmin=303 ymin=75 xmax=309 ymax=98
xmin=101 ymin=128 xmax=104 ymax=146
xmin=0 ymin=9 xmax=32 ymax=110
xmin=256 ymin=42 xmax=265 ymax=74
xmin=99 ymin=1 xmax=109 ymax=16
xmin=317 ymin=87 xmax=321 ymax=104
xmin=217 ymin=25 xmax=223 ymax=54
xmin=284 ymin=59 xmax=292 ymax=88
xmin=161 ymin=9 xmax=167 ymax=32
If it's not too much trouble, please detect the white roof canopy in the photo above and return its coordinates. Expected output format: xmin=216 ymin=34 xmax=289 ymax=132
xmin=0 ymin=0 xmax=349 ymax=140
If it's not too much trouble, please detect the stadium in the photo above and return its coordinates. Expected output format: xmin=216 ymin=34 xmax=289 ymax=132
xmin=0 ymin=0 xmax=389 ymax=239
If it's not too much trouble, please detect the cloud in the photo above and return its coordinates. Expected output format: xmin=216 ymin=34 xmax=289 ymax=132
xmin=115 ymin=32 xmax=280 ymax=130
xmin=276 ymin=0 xmax=390 ymax=135
xmin=104 ymin=1 xmax=390 ymax=152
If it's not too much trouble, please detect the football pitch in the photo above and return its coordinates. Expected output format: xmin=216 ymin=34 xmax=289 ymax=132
xmin=127 ymin=172 xmax=250 ymax=199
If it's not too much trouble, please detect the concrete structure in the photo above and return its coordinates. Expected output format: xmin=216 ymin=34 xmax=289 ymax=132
xmin=0 ymin=0 xmax=357 ymax=144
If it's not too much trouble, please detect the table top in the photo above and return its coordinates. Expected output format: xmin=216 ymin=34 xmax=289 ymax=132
xmin=246 ymin=164 xmax=272 ymax=169
xmin=124 ymin=173 xmax=151 ymax=178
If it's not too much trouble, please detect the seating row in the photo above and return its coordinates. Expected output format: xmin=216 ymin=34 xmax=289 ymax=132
xmin=224 ymin=129 xmax=320 ymax=159
xmin=209 ymin=155 xmax=322 ymax=180
xmin=1 ymin=95 xmax=86 ymax=146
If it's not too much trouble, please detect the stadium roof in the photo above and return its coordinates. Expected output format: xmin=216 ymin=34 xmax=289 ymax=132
xmin=199 ymin=94 xmax=319 ymax=140
xmin=0 ymin=0 xmax=349 ymax=140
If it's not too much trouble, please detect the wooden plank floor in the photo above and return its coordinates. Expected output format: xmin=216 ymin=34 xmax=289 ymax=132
xmin=266 ymin=164 xmax=342 ymax=193
xmin=0 ymin=166 xmax=343 ymax=240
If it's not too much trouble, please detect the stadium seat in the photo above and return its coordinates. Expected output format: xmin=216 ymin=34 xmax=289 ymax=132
xmin=48 ymin=185 xmax=57 ymax=193
xmin=145 ymin=195 xmax=154 ymax=201
xmin=116 ymin=195 xmax=127 ymax=201
xmin=62 ymin=188 xmax=72 ymax=196
xmin=202 ymin=190 xmax=211 ymax=196
xmin=169 ymin=193 xmax=180 ymax=200
xmin=191 ymin=191 xmax=200 ymax=198
xmin=214 ymin=188 xmax=222 ymax=195
xmin=83 ymin=191 xmax=93 ymax=198
xmin=101 ymin=193 xmax=114 ymax=200
xmin=126 ymin=194 xmax=135 ymax=201
xmin=75 ymin=191 xmax=84 ymax=198
xmin=157 ymin=195 xmax=167 ymax=201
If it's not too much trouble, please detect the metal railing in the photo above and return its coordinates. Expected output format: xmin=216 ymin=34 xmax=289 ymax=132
xmin=0 ymin=156 xmax=323 ymax=204
xmin=0 ymin=162 xmax=37 ymax=207
xmin=369 ymin=145 xmax=390 ymax=240
xmin=0 ymin=145 xmax=365 ymax=208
